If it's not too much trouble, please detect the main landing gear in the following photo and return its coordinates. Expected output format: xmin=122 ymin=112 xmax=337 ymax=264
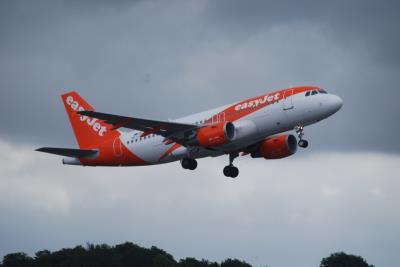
xmin=223 ymin=153 xmax=239 ymax=178
xmin=181 ymin=158 xmax=197 ymax=170
xmin=295 ymin=124 xmax=309 ymax=148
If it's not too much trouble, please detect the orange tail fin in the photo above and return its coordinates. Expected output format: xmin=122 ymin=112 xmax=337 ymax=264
xmin=61 ymin=91 xmax=118 ymax=148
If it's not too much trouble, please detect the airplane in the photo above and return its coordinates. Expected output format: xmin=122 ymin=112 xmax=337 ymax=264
xmin=36 ymin=86 xmax=343 ymax=178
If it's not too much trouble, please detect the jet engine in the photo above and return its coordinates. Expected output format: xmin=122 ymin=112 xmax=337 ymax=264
xmin=196 ymin=120 xmax=259 ymax=147
xmin=227 ymin=120 xmax=258 ymax=142
xmin=197 ymin=122 xmax=235 ymax=147
xmin=252 ymin=134 xmax=297 ymax=159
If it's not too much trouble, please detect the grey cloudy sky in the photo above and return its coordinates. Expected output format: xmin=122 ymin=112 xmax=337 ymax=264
xmin=0 ymin=1 xmax=399 ymax=267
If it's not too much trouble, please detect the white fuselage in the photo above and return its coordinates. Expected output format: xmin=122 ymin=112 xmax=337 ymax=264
xmin=116 ymin=88 xmax=342 ymax=165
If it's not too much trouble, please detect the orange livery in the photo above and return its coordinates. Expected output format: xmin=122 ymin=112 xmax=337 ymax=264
xmin=37 ymin=86 xmax=342 ymax=177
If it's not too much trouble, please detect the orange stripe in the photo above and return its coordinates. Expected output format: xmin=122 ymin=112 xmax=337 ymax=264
xmin=206 ymin=86 xmax=317 ymax=124
xmin=159 ymin=143 xmax=182 ymax=161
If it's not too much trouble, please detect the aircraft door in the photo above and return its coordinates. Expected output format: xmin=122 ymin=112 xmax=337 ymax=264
xmin=212 ymin=112 xmax=226 ymax=124
xmin=212 ymin=115 xmax=218 ymax=124
xmin=113 ymin=137 xmax=123 ymax=157
xmin=283 ymin=89 xmax=294 ymax=110
xmin=218 ymin=112 xmax=226 ymax=123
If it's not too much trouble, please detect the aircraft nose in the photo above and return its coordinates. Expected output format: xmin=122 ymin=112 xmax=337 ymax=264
xmin=327 ymin=94 xmax=343 ymax=114
xmin=335 ymin=95 xmax=343 ymax=110
xmin=332 ymin=95 xmax=343 ymax=110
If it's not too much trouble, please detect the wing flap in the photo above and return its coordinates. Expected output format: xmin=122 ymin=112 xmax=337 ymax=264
xmin=36 ymin=147 xmax=98 ymax=158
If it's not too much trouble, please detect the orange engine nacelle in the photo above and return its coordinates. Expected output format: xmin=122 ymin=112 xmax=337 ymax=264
xmin=197 ymin=122 xmax=235 ymax=147
xmin=256 ymin=134 xmax=297 ymax=159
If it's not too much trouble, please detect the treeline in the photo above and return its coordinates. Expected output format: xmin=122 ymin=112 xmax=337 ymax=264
xmin=0 ymin=242 xmax=375 ymax=267
xmin=0 ymin=242 xmax=251 ymax=267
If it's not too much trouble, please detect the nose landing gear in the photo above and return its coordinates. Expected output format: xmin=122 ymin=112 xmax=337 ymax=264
xmin=295 ymin=124 xmax=309 ymax=148
xmin=298 ymin=139 xmax=308 ymax=148
xmin=223 ymin=153 xmax=239 ymax=178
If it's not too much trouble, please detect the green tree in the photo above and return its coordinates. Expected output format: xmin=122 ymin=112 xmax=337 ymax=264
xmin=152 ymin=254 xmax=176 ymax=267
xmin=34 ymin=250 xmax=52 ymax=267
xmin=1 ymin=242 xmax=256 ymax=267
xmin=320 ymin=252 xmax=374 ymax=267
xmin=178 ymin=257 xmax=219 ymax=267
xmin=221 ymin=258 xmax=252 ymax=267
xmin=3 ymin=252 xmax=33 ymax=267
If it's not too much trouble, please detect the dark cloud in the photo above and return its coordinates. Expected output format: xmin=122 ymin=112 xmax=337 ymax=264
xmin=207 ymin=0 xmax=400 ymax=66
xmin=0 ymin=0 xmax=399 ymax=153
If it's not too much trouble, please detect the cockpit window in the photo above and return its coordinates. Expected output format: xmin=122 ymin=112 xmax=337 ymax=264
xmin=311 ymin=90 xmax=318 ymax=95
xmin=305 ymin=91 xmax=310 ymax=96
xmin=318 ymin=89 xmax=328 ymax=94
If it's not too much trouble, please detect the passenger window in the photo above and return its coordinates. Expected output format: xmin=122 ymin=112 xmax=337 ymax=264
xmin=311 ymin=90 xmax=318 ymax=95
xmin=305 ymin=91 xmax=310 ymax=96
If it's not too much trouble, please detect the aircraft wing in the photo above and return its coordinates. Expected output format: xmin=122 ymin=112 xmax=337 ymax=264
xmin=78 ymin=110 xmax=198 ymax=139
xmin=36 ymin=147 xmax=98 ymax=158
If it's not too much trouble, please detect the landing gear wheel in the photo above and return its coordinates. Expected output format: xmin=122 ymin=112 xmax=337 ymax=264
xmin=298 ymin=139 xmax=309 ymax=148
xmin=223 ymin=153 xmax=240 ymax=178
xmin=188 ymin=159 xmax=197 ymax=170
xmin=223 ymin=166 xmax=231 ymax=177
xmin=223 ymin=165 xmax=239 ymax=178
xmin=181 ymin=158 xmax=197 ymax=170
xmin=230 ymin=166 xmax=239 ymax=178
xmin=295 ymin=124 xmax=309 ymax=148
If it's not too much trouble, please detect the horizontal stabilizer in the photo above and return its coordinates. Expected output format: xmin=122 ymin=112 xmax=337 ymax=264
xmin=36 ymin=147 xmax=98 ymax=158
